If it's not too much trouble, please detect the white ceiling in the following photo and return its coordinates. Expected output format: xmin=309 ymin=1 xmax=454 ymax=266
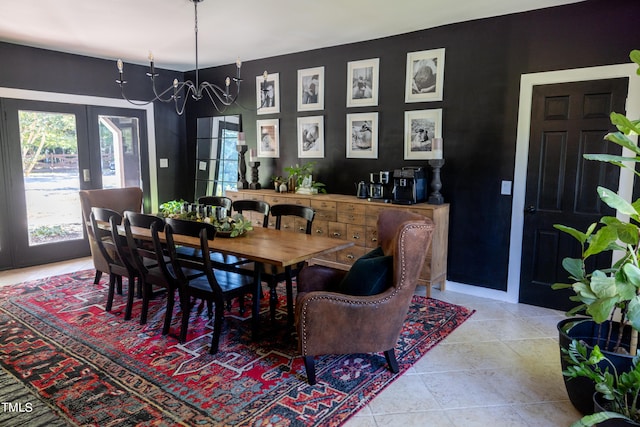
xmin=1 ymin=0 xmax=584 ymax=72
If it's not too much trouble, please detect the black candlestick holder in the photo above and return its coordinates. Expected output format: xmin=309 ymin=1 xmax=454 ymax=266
xmin=249 ymin=161 xmax=261 ymax=189
xmin=236 ymin=145 xmax=249 ymax=189
xmin=428 ymin=159 xmax=445 ymax=205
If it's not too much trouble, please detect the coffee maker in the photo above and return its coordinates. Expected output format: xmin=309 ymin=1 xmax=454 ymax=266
xmin=369 ymin=171 xmax=392 ymax=202
xmin=392 ymin=167 xmax=427 ymax=204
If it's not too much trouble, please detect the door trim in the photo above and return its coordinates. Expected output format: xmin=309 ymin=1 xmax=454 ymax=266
xmin=507 ymin=63 xmax=640 ymax=304
xmin=0 ymin=87 xmax=159 ymax=211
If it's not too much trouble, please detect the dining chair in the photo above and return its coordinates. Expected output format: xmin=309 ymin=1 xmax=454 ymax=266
xmin=197 ymin=196 xmax=232 ymax=216
xmin=119 ymin=211 xmax=175 ymax=326
xmin=90 ymin=207 xmax=136 ymax=319
xmin=232 ymin=199 xmax=270 ymax=228
xmin=237 ymin=204 xmax=315 ymax=325
xmin=79 ymin=187 xmax=143 ymax=285
xmin=159 ymin=218 xmax=257 ymax=354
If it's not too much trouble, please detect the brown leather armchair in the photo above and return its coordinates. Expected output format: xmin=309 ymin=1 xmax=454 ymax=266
xmin=294 ymin=209 xmax=435 ymax=385
xmin=79 ymin=187 xmax=143 ymax=285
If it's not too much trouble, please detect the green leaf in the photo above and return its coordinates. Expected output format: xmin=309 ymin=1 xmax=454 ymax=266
xmin=627 ymin=296 xmax=640 ymax=333
xmin=609 ymin=112 xmax=640 ymax=136
xmin=604 ymin=131 xmax=640 ymax=155
xmin=597 ymin=187 xmax=638 ymax=218
xmin=561 ymin=258 xmax=585 ymax=280
xmin=623 ymin=263 xmax=640 ymax=288
xmin=584 ymin=225 xmax=618 ymax=258
xmin=554 ymin=224 xmax=589 ymax=244
xmin=615 ymin=223 xmax=639 ymax=246
xmin=631 ymin=49 xmax=640 ymax=68
xmin=583 ymin=153 xmax=639 ymax=165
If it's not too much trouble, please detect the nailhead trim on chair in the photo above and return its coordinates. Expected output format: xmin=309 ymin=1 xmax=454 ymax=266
xmin=299 ymin=223 xmax=432 ymax=356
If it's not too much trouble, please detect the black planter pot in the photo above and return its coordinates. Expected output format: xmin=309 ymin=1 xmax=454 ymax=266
xmin=592 ymin=392 xmax=640 ymax=426
xmin=558 ymin=318 xmax=635 ymax=415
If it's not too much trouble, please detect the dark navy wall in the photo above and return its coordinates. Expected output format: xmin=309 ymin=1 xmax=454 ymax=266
xmin=186 ymin=0 xmax=640 ymax=291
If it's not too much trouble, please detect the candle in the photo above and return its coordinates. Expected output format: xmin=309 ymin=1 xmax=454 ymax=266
xmin=432 ymin=137 xmax=443 ymax=159
xmin=116 ymin=59 xmax=124 ymax=82
xmin=238 ymin=132 xmax=245 ymax=145
xmin=249 ymin=149 xmax=256 ymax=162
xmin=148 ymin=51 xmax=155 ymax=75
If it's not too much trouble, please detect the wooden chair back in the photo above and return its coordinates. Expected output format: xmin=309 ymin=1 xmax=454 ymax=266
xmin=232 ymin=199 xmax=270 ymax=228
xmin=270 ymin=204 xmax=315 ymax=234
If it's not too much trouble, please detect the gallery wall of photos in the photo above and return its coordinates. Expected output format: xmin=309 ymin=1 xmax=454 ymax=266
xmin=253 ymin=48 xmax=445 ymax=162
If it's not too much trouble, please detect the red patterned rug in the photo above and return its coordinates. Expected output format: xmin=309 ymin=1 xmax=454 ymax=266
xmin=0 ymin=270 xmax=474 ymax=426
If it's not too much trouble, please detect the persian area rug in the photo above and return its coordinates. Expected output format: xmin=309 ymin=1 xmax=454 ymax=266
xmin=0 ymin=270 xmax=474 ymax=427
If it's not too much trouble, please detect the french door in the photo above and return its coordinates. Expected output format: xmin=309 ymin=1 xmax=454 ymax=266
xmin=0 ymin=99 xmax=147 ymax=269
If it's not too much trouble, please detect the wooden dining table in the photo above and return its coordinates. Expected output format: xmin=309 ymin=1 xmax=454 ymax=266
xmin=124 ymin=224 xmax=353 ymax=338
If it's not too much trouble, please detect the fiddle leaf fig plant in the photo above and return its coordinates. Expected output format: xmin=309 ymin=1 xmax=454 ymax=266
xmin=553 ymin=49 xmax=640 ymax=426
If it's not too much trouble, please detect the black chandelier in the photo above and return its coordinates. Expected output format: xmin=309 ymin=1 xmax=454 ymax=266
xmin=115 ymin=0 xmax=244 ymax=115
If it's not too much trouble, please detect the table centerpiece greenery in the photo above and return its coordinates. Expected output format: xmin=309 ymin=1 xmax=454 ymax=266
xmin=158 ymin=200 xmax=253 ymax=237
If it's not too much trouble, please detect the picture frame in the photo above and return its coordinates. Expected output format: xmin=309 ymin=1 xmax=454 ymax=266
xmin=404 ymin=109 xmax=443 ymax=160
xmin=346 ymin=58 xmax=379 ymax=108
xmin=256 ymin=119 xmax=279 ymax=158
xmin=297 ymin=66 xmax=324 ymax=112
xmin=256 ymin=72 xmax=280 ymax=114
xmin=346 ymin=112 xmax=378 ymax=159
xmin=405 ymin=48 xmax=445 ymax=103
xmin=297 ymin=116 xmax=324 ymax=158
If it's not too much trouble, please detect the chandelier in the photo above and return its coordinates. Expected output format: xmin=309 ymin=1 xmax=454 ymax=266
xmin=115 ymin=0 xmax=243 ymax=115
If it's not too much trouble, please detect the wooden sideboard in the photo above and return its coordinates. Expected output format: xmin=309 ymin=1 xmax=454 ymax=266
xmin=226 ymin=189 xmax=449 ymax=296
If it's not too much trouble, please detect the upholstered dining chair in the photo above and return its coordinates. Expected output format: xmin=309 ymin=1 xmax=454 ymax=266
xmin=237 ymin=204 xmax=315 ymax=325
xmin=157 ymin=218 xmax=257 ymax=354
xmin=79 ymin=187 xmax=143 ymax=285
xmin=89 ymin=207 xmax=136 ymax=319
xmin=294 ymin=209 xmax=435 ymax=385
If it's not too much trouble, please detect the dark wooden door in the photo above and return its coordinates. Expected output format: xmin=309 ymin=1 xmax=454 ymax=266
xmin=519 ymin=78 xmax=628 ymax=310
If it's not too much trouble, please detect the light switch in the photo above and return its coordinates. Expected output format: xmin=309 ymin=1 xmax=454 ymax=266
xmin=159 ymin=158 xmax=169 ymax=168
xmin=501 ymin=180 xmax=512 ymax=195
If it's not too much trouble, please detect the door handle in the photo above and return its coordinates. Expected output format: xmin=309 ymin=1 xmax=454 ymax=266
xmin=525 ymin=205 xmax=536 ymax=214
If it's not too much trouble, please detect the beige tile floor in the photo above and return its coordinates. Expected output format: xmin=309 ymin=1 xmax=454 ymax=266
xmin=0 ymin=258 xmax=582 ymax=426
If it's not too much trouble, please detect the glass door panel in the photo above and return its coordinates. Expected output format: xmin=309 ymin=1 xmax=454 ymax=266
xmin=19 ymin=110 xmax=84 ymax=246
xmin=0 ymin=101 xmax=149 ymax=270
xmin=98 ymin=115 xmax=142 ymax=189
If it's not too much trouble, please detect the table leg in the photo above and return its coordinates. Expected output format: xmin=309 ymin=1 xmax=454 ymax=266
xmin=252 ymin=262 xmax=262 ymax=340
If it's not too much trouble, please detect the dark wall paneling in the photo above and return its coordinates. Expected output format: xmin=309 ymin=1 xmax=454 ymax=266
xmin=186 ymin=0 xmax=639 ymax=292
xmin=0 ymin=41 xmax=188 ymax=206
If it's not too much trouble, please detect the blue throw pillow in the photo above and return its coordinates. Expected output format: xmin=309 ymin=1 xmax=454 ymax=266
xmin=336 ymin=247 xmax=393 ymax=296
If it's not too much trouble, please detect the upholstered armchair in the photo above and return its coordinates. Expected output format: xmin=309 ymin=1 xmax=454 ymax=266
xmin=294 ymin=209 xmax=435 ymax=385
xmin=79 ymin=187 xmax=143 ymax=285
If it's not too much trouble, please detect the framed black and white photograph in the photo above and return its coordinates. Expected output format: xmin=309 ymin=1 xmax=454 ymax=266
xmin=346 ymin=58 xmax=379 ymax=108
xmin=405 ymin=48 xmax=445 ymax=103
xmin=346 ymin=112 xmax=378 ymax=159
xmin=297 ymin=66 xmax=324 ymax=112
xmin=256 ymin=119 xmax=279 ymax=158
xmin=256 ymin=72 xmax=280 ymax=114
xmin=297 ymin=116 xmax=324 ymax=158
xmin=404 ymin=109 xmax=443 ymax=160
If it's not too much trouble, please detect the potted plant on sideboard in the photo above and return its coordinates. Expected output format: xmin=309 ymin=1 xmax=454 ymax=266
xmin=553 ymin=49 xmax=640 ymax=421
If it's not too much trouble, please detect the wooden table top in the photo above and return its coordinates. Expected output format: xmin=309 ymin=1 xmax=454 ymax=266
xmin=128 ymin=225 xmax=353 ymax=268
